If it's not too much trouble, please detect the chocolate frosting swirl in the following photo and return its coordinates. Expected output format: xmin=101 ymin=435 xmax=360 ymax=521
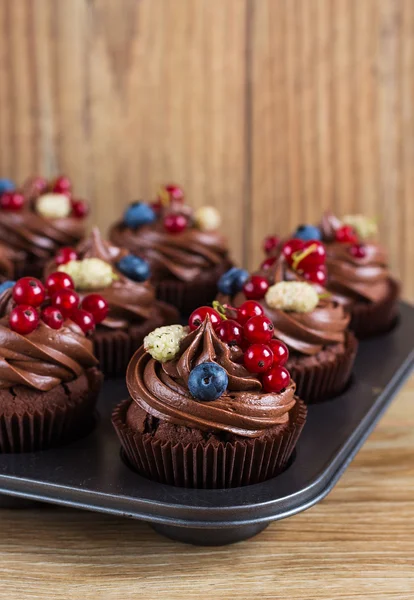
xmin=109 ymin=203 xmax=230 ymax=282
xmin=127 ymin=318 xmax=296 ymax=438
xmin=319 ymin=212 xmax=391 ymax=304
xmin=0 ymin=242 xmax=20 ymax=280
xmin=0 ymin=318 xmax=98 ymax=392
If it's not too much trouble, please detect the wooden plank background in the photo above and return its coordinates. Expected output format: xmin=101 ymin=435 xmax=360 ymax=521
xmin=0 ymin=0 xmax=413 ymax=299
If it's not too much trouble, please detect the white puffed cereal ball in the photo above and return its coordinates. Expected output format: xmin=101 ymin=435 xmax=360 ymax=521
xmin=36 ymin=193 xmax=72 ymax=219
xmin=144 ymin=325 xmax=187 ymax=362
xmin=265 ymin=281 xmax=319 ymax=313
xmin=194 ymin=206 xmax=222 ymax=231
xmin=58 ymin=258 xmax=117 ymax=290
xmin=342 ymin=214 xmax=378 ymax=240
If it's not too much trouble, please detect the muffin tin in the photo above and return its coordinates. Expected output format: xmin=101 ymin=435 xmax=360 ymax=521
xmin=0 ymin=302 xmax=412 ymax=546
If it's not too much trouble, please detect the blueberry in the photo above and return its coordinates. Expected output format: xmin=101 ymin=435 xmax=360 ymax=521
xmin=0 ymin=281 xmax=15 ymax=295
xmin=124 ymin=202 xmax=156 ymax=228
xmin=188 ymin=362 xmax=228 ymax=402
xmin=217 ymin=267 xmax=249 ymax=295
xmin=293 ymin=224 xmax=322 ymax=242
xmin=117 ymin=255 xmax=151 ymax=282
xmin=0 ymin=179 xmax=15 ymax=195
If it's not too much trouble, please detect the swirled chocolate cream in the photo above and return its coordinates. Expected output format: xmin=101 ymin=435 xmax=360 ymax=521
xmin=109 ymin=184 xmax=232 ymax=315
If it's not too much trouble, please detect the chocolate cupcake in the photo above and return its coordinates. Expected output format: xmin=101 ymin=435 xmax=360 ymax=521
xmin=112 ymin=315 xmax=306 ymax=489
xmin=0 ymin=175 xmax=88 ymax=278
xmin=315 ymin=212 xmax=400 ymax=337
xmin=217 ymin=253 xmax=358 ymax=404
xmin=109 ymin=184 xmax=233 ymax=315
xmin=48 ymin=228 xmax=179 ymax=377
xmin=0 ymin=283 xmax=102 ymax=453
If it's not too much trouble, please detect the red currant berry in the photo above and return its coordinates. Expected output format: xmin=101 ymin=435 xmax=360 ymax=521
xmin=263 ymin=235 xmax=279 ymax=255
xmin=282 ymin=239 xmax=305 ymax=265
xmin=164 ymin=184 xmax=184 ymax=203
xmin=71 ymin=309 xmax=95 ymax=333
xmin=81 ymin=294 xmax=108 ymax=324
xmin=0 ymin=191 xmax=24 ymax=211
xmin=41 ymin=306 xmax=64 ymax=330
xmin=268 ymin=339 xmax=289 ymax=367
xmin=55 ymin=247 xmax=78 ymax=266
xmin=150 ymin=201 xmax=162 ymax=215
xmin=164 ymin=213 xmax=188 ymax=233
xmin=293 ymin=241 xmax=326 ymax=271
xmin=12 ymin=277 xmax=45 ymax=307
xmin=244 ymin=344 xmax=274 ymax=373
xmin=335 ymin=225 xmax=358 ymax=244
xmin=303 ymin=265 xmax=327 ymax=286
xmin=236 ymin=300 xmax=264 ymax=325
xmin=9 ymin=305 xmax=39 ymax=334
xmin=349 ymin=243 xmax=367 ymax=259
xmin=215 ymin=319 xmax=243 ymax=346
xmin=45 ymin=272 xmax=75 ymax=296
xmin=244 ymin=315 xmax=274 ymax=344
xmin=261 ymin=256 xmax=277 ymax=270
xmin=51 ymin=289 xmax=79 ymax=318
xmin=243 ymin=275 xmax=269 ymax=300
xmin=262 ymin=365 xmax=290 ymax=393
xmin=52 ymin=175 xmax=71 ymax=196
xmin=71 ymin=199 xmax=89 ymax=218
xmin=189 ymin=306 xmax=222 ymax=331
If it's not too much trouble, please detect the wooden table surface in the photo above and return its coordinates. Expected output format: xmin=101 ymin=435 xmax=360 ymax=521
xmin=0 ymin=375 xmax=413 ymax=600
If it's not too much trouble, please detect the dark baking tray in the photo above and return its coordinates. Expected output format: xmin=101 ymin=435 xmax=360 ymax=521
xmin=0 ymin=302 xmax=412 ymax=546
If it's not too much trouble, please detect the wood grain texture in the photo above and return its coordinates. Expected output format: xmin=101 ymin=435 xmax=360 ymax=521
xmin=0 ymin=0 xmax=413 ymax=299
xmin=0 ymin=373 xmax=412 ymax=600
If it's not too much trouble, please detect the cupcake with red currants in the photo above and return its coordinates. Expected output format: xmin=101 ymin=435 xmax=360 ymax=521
xmin=0 ymin=275 xmax=103 ymax=453
xmin=217 ymin=243 xmax=358 ymax=403
xmin=0 ymin=174 xmax=89 ymax=279
xmin=109 ymin=184 xmax=233 ymax=315
xmin=46 ymin=228 xmax=179 ymax=377
xmin=112 ymin=307 xmax=306 ymax=489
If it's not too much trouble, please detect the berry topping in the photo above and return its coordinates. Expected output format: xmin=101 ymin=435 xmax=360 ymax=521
xmin=349 ymin=243 xmax=367 ymax=259
xmin=9 ymin=305 xmax=39 ymax=335
xmin=291 ymin=241 xmax=326 ymax=272
xmin=335 ymin=225 xmax=358 ymax=244
xmin=188 ymin=362 xmax=228 ymax=402
xmin=41 ymin=306 xmax=64 ymax=330
xmin=282 ymin=239 xmax=305 ymax=264
xmin=194 ymin=206 xmax=222 ymax=231
xmin=243 ymin=275 xmax=269 ymax=300
xmin=262 ymin=365 xmax=290 ymax=393
xmin=215 ymin=319 xmax=243 ymax=346
xmin=71 ymin=199 xmax=89 ymax=219
xmin=217 ymin=267 xmax=249 ymax=295
xmin=124 ymin=202 xmax=156 ymax=228
xmin=0 ymin=191 xmax=24 ymax=211
xmin=0 ymin=179 xmax=16 ymax=195
xmin=55 ymin=247 xmax=78 ymax=266
xmin=261 ymin=256 xmax=277 ymax=270
xmin=117 ymin=255 xmax=151 ymax=282
xmin=36 ymin=193 xmax=71 ymax=218
xmin=268 ymin=339 xmax=289 ymax=367
xmin=0 ymin=281 xmax=15 ymax=295
xmin=164 ymin=213 xmax=188 ymax=233
xmin=244 ymin=344 xmax=274 ymax=373
xmin=51 ymin=289 xmax=79 ymax=318
xmin=189 ymin=306 xmax=222 ymax=331
xmin=52 ymin=175 xmax=72 ymax=196
xmin=144 ymin=324 xmax=187 ymax=362
xmin=265 ymin=281 xmax=320 ymax=313
xmin=159 ymin=184 xmax=185 ymax=204
xmin=243 ymin=315 xmax=274 ymax=344
xmin=12 ymin=277 xmax=45 ymax=307
xmin=81 ymin=294 xmax=108 ymax=324
xmin=303 ymin=265 xmax=327 ymax=286
xmin=263 ymin=235 xmax=279 ymax=255
xmin=236 ymin=300 xmax=264 ymax=325
xmin=293 ymin=224 xmax=322 ymax=242
xmin=45 ymin=272 xmax=75 ymax=296
xmin=71 ymin=309 xmax=95 ymax=333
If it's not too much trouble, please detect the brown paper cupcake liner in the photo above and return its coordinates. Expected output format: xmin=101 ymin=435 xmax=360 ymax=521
xmin=0 ymin=371 xmax=101 ymax=454
xmin=287 ymin=331 xmax=358 ymax=405
xmin=349 ymin=278 xmax=400 ymax=339
xmin=93 ymin=303 xmax=178 ymax=378
xmin=112 ymin=398 xmax=307 ymax=489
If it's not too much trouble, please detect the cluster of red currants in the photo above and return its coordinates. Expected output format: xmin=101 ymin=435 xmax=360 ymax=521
xmin=335 ymin=225 xmax=367 ymax=258
xmin=281 ymin=239 xmax=327 ymax=285
xmin=8 ymin=274 xmax=108 ymax=335
xmin=188 ymin=303 xmax=290 ymax=393
xmin=0 ymin=175 xmax=88 ymax=218
xmin=151 ymin=184 xmax=189 ymax=234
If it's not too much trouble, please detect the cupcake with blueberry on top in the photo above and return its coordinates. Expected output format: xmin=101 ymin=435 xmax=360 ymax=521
xmin=0 ymin=275 xmax=103 ymax=453
xmin=216 ymin=240 xmax=358 ymax=404
xmin=0 ymin=174 xmax=88 ymax=279
xmin=109 ymin=184 xmax=233 ymax=315
xmin=112 ymin=304 xmax=306 ymax=489
xmin=47 ymin=227 xmax=179 ymax=377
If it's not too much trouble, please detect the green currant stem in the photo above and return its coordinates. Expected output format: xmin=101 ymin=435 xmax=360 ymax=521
xmin=292 ymin=243 xmax=320 ymax=271
xmin=212 ymin=300 xmax=228 ymax=320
